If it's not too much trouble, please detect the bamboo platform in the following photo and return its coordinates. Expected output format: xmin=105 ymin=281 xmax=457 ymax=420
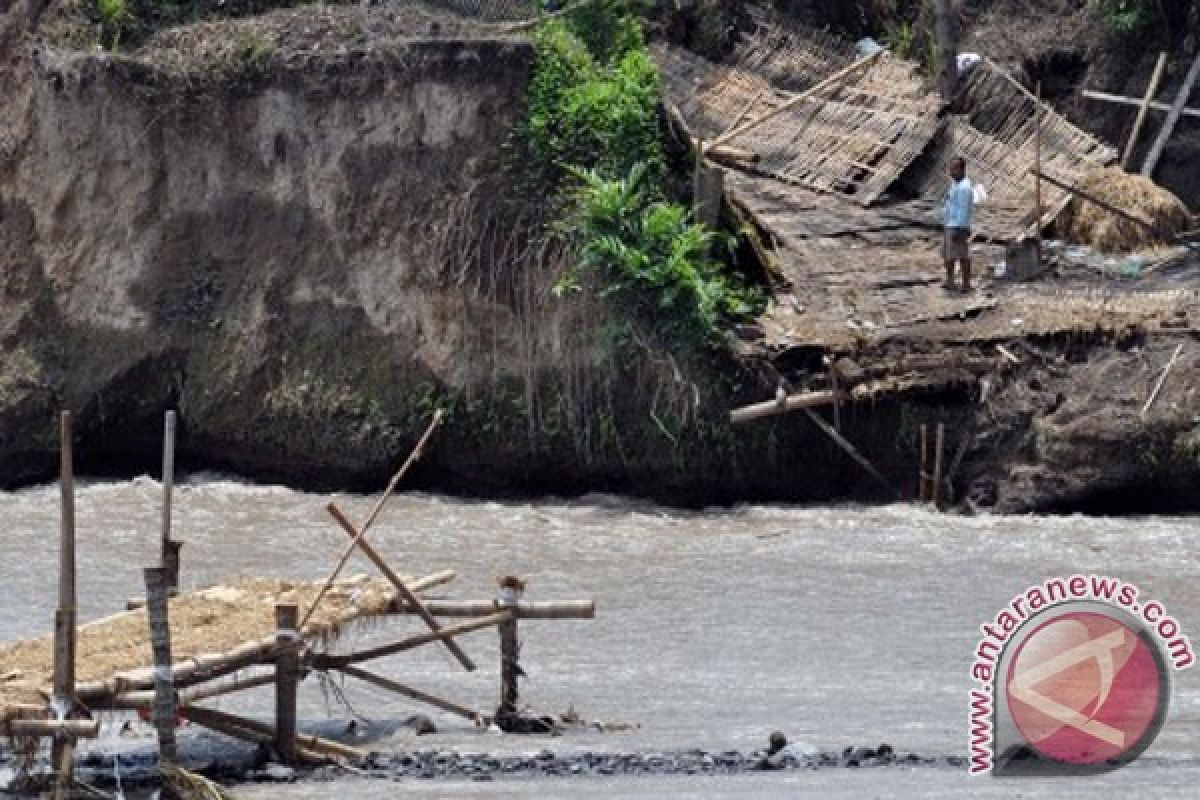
xmin=0 ymin=411 xmax=596 ymax=797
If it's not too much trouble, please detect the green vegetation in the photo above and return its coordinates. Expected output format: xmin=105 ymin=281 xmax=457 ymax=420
xmin=522 ymin=0 xmax=762 ymax=349
xmin=85 ymin=0 xmax=305 ymax=51
xmin=1090 ymin=0 xmax=1151 ymax=33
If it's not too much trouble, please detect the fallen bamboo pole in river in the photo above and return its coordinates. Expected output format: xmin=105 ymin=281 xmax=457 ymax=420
xmin=8 ymin=718 xmax=100 ymax=739
xmin=301 ymin=409 xmax=447 ymax=630
xmin=326 ymin=502 xmax=476 ymax=672
xmin=178 ymin=707 xmax=332 ymax=764
xmin=333 ymin=665 xmax=482 ymax=722
xmin=180 ymin=706 xmax=364 ymax=761
xmin=316 ymin=612 xmax=512 ymax=668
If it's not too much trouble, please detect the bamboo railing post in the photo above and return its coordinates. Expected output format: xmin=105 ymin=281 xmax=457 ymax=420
xmin=274 ymin=604 xmax=300 ymax=764
xmin=161 ymin=410 xmax=182 ymax=590
xmin=52 ymin=410 xmax=77 ymax=800
xmin=933 ymin=423 xmax=946 ymax=511
xmin=497 ymin=582 xmax=522 ymax=714
xmin=144 ymin=567 xmax=177 ymax=765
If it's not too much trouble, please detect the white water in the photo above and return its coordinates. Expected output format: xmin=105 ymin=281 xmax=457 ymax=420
xmin=2 ymin=478 xmax=1198 ymax=797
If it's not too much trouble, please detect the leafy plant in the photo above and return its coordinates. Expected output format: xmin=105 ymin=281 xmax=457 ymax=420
xmin=1090 ymin=0 xmax=1151 ymax=32
xmin=569 ymin=164 xmax=763 ymax=346
xmin=96 ymin=0 xmax=131 ymax=49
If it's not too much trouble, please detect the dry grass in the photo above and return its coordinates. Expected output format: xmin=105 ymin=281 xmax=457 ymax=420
xmin=1059 ymin=167 xmax=1191 ymax=253
xmin=0 ymin=575 xmax=404 ymax=712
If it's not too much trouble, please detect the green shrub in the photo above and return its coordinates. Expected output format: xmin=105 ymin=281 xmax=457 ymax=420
xmin=1091 ymin=0 xmax=1151 ymax=32
xmin=567 ymin=165 xmax=763 ymax=346
xmin=97 ymin=0 xmax=131 ymax=49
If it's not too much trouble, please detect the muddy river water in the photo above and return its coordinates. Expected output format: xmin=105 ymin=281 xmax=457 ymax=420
xmin=2 ymin=477 xmax=1198 ymax=798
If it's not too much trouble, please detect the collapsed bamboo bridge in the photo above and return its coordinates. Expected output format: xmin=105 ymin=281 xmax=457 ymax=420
xmin=0 ymin=410 xmax=595 ymax=796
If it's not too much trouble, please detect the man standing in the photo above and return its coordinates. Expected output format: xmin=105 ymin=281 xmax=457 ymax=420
xmin=943 ymin=157 xmax=975 ymax=292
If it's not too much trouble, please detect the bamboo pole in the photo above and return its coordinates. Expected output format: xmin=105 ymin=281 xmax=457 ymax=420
xmin=8 ymin=719 xmax=99 ymax=738
xmin=919 ymin=423 xmax=929 ymax=503
xmin=1034 ymin=81 xmax=1043 ymax=246
xmin=1142 ymin=343 xmax=1185 ymax=417
xmin=110 ymin=672 xmax=278 ymax=710
xmin=389 ymin=600 xmax=595 ymax=619
xmin=52 ymin=410 xmax=77 ymax=800
xmin=177 ymin=708 xmax=329 ymax=763
xmin=334 ymin=665 xmax=482 ymax=722
xmin=1082 ymin=89 xmax=1200 ymax=120
xmin=729 ymin=389 xmax=848 ymax=425
xmin=1143 ymin=53 xmax=1200 ymax=178
xmin=180 ymin=706 xmax=364 ymax=761
xmin=932 ymin=423 xmax=946 ymax=511
xmin=497 ymin=583 xmax=520 ymax=714
xmin=161 ymin=411 xmax=183 ymax=590
xmin=317 ymin=612 xmax=512 ymax=668
xmin=300 ymin=409 xmax=446 ymax=630
xmin=326 ymin=503 xmax=475 ymax=672
xmin=804 ymin=409 xmax=900 ymax=498
xmin=274 ymin=604 xmax=299 ymax=764
xmin=710 ymin=51 xmax=882 ymax=148
xmin=144 ymin=567 xmax=177 ymax=764
xmin=1122 ymin=53 xmax=1170 ymax=169
xmin=1030 ymin=169 xmax=1156 ymax=229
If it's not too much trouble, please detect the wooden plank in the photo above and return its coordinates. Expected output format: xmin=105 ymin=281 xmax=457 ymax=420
xmin=711 ymin=50 xmax=883 ymax=148
xmin=274 ymin=604 xmax=300 ymax=763
xmin=326 ymin=503 xmax=476 ymax=672
xmin=318 ymin=612 xmax=512 ymax=668
xmin=300 ymin=409 xmax=446 ymax=630
xmin=1082 ymin=89 xmax=1200 ymax=120
xmin=144 ymin=567 xmax=177 ymax=764
xmin=1122 ymin=53 xmax=1170 ymax=169
xmin=334 ymin=665 xmax=482 ymax=722
xmin=1142 ymin=53 xmax=1200 ymax=178
xmin=1031 ymin=169 xmax=1156 ymax=230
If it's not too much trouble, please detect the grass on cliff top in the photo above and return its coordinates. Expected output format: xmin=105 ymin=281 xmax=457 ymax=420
xmin=520 ymin=1 xmax=764 ymax=351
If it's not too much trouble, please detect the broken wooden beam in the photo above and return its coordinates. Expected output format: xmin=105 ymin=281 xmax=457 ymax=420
xmin=315 ymin=612 xmax=512 ymax=668
xmin=730 ymin=389 xmax=848 ymax=424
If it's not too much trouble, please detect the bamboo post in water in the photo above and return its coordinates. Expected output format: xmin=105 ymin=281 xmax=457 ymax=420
xmin=919 ymin=424 xmax=929 ymax=503
xmin=161 ymin=411 xmax=182 ymax=590
xmin=51 ymin=411 xmax=77 ymax=800
xmin=497 ymin=579 xmax=522 ymax=714
xmin=274 ymin=603 xmax=300 ymax=764
xmin=144 ymin=567 xmax=177 ymax=764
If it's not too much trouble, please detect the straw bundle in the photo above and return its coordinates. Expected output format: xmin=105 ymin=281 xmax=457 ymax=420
xmin=1059 ymin=167 xmax=1191 ymax=253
